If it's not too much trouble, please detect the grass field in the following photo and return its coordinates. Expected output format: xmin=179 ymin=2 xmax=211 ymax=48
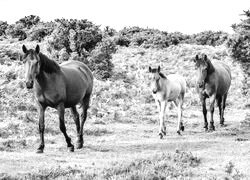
xmin=0 ymin=41 xmax=250 ymax=179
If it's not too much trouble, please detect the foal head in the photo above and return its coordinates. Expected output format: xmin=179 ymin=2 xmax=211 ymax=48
xmin=194 ymin=54 xmax=210 ymax=88
xmin=21 ymin=45 xmax=41 ymax=89
xmin=148 ymin=66 xmax=166 ymax=94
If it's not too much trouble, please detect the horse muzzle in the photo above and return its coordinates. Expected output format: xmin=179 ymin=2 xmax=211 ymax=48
xmin=152 ymin=90 xmax=157 ymax=94
xmin=26 ymin=81 xmax=34 ymax=89
xmin=198 ymin=82 xmax=204 ymax=88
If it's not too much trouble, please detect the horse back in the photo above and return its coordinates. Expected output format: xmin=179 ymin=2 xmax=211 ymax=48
xmin=168 ymin=74 xmax=186 ymax=95
xmin=60 ymin=61 xmax=93 ymax=106
xmin=213 ymin=61 xmax=232 ymax=96
xmin=165 ymin=74 xmax=186 ymax=101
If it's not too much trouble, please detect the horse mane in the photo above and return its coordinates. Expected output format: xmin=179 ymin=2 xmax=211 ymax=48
xmin=159 ymin=72 xmax=166 ymax=79
xmin=39 ymin=53 xmax=60 ymax=73
xmin=206 ymin=58 xmax=215 ymax=74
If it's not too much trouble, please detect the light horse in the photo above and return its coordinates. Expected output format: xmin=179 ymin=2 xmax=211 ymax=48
xmin=148 ymin=66 xmax=186 ymax=138
xmin=21 ymin=45 xmax=93 ymax=153
xmin=194 ymin=54 xmax=231 ymax=131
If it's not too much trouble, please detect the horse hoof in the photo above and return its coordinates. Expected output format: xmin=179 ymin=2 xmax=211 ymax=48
xmin=159 ymin=133 xmax=164 ymax=139
xmin=177 ymin=130 xmax=181 ymax=135
xmin=76 ymin=143 xmax=83 ymax=149
xmin=220 ymin=123 xmax=225 ymax=127
xmin=209 ymin=125 xmax=215 ymax=131
xmin=181 ymin=126 xmax=185 ymax=131
xmin=68 ymin=145 xmax=74 ymax=152
xmin=36 ymin=149 xmax=44 ymax=153
xmin=208 ymin=128 xmax=215 ymax=132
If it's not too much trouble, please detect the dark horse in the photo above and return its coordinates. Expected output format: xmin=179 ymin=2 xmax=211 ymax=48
xmin=21 ymin=45 xmax=93 ymax=153
xmin=194 ymin=54 xmax=231 ymax=131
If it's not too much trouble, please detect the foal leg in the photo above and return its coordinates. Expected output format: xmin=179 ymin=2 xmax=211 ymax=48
xmin=57 ymin=103 xmax=74 ymax=152
xmin=70 ymin=106 xmax=81 ymax=148
xmin=176 ymin=98 xmax=184 ymax=135
xmin=37 ymin=103 xmax=46 ymax=153
xmin=209 ymin=94 xmax=216 ymax=131
xmin=200 ymin=95 xmax=208 ymax=131
xmin=78 ymin=94 xmax=91 ymax=149
xmin=158 ymin=101 xmax=167 ymax=139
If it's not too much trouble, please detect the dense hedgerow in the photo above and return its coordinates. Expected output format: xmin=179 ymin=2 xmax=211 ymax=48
xmin=115 ymin=27 xmax=227 ymax=48
xmin=186 ymin=30 xmax=228 ymax=46
xmin=115 ymin=26 xmax=178 ymax=48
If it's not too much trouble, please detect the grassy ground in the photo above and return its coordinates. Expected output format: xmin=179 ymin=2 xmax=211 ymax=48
xmin=0 ymin=41 xmax=250 ymax=179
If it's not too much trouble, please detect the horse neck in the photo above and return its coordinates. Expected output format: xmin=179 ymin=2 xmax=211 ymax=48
xmin=36 ymin=67 xmax=61 ymax=91
xmin=35 ymin=71 xmax=52 ymax=89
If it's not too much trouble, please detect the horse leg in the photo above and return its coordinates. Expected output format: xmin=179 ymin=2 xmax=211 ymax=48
xmin=37 ymin=103 xmax=46 ymax=153
xmin=216 ymin=96 xmax=223 ymax=126
xmin=78 ymin=94 xmax=91 ymax=149
xmin=209 ymin=94 xmax=216 ymax=131
xmin=70 ymin=106 xmax=81 ymax=148
xmin=200 ymin=95 xmax=208 ymax=131
xmin=158 ymin=101 xmax=167 ymax=139
xmin=220 ymin=93 xmax=228 ymax=126
xmin=57 ymin=103 xmax=74 ymax=152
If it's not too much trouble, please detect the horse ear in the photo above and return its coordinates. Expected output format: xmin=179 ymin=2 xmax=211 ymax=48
xmin=157 ymin=66 xmax=160 ymax=72
xmin=195 ymin=54 xmax=199 ymax=62
xmin=203 ymin=54 xmax=207 ymax=61
xmin=22 ymin=45 xmax=27 ymax=54
xmin=35 ymin=45 xmax=40 ymax=54
xmin=149 ymin=66 xmax=152 ymax=72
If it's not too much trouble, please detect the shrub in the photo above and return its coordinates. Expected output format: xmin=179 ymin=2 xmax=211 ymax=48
xmin=86 ymin=37 xmax=117 ymax=80
xmin=227 ymin=10 xmax=250 ymax=63
xmin=115 ymin=27 xmax=189 ymax=48
xmin=28 ymin=22 xmax=55 ymax=42
xmin=114 ymin=35 xmax=131 ymax=47
xmin=0 ymin=21 xmax=8 ymax=36
xmin=5 ymin=24 xmax=27 ymax=41
xmin=103 ymin=26 xmax=117 ymax=37
xmin=226 ymin=9 xmax=250 ymax=97
xmin=16 ymin=15 xmax=40 ymax=29
xmin=48 ymin=18 xmax=102 ymax=59
xmin=187 ymin=30 xmax=228 ymax=46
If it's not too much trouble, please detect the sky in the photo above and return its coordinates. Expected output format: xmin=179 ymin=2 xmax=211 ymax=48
xmin=0 ymin=0 xmax=249 ymax=34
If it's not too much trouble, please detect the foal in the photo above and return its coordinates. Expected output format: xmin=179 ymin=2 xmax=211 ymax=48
xmin=149 ymin=66 xmax=186 ymax=138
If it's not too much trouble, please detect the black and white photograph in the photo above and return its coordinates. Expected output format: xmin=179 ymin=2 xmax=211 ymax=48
xmin=0 ymin=0 xmax=249 ymax=179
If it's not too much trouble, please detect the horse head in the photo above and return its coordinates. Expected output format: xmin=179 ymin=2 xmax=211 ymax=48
xmin=21 ymin=45 xmax=41 ymax=89
xmin=194 ymin=53 xmax=210 ymax=89
xmin=148 ymin=66 xmax=165 ymax=94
